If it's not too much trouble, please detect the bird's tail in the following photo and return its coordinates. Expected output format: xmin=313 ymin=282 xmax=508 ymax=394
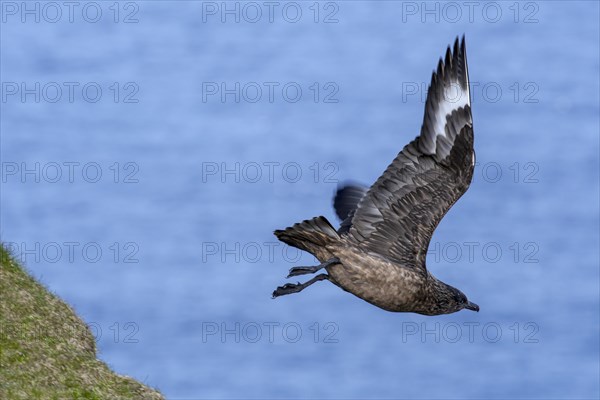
xmin=274 ymin=216 xmax=339 ymax=257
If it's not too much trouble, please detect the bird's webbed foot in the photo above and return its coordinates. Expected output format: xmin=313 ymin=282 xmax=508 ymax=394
xmin=272 ymin=274 xmax=330 ymax=298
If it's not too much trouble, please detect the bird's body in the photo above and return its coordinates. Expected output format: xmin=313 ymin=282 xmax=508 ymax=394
xmin=273 ymin=37 xmax=480 ymax=315
xmin=323 ymin=241 xmax=436 ymax=314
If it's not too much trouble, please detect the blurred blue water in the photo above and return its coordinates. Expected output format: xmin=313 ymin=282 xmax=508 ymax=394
xmin=1 ymin=1 xmax=599 ymax=399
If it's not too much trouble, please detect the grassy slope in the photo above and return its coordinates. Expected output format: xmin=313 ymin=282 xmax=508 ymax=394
xmin=0 ymin=244 xmax=164 ymax=399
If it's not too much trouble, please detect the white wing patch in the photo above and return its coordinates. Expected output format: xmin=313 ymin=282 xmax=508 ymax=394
xmin=418 ymin=37 xmax=472 ymax=157
xmin=433 ymin=81 xmax=470 ymax=140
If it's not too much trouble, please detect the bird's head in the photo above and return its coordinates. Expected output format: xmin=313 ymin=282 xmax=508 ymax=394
xmin=436 ymin=282 xmax=479 ymax=314
xmin=453 ymin=288 xmax=479 ymax=313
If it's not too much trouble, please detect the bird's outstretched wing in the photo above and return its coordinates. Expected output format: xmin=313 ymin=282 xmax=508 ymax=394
xmin=345 ymin=36 xmax=474 ymax=271
xmin=333 ymin=183 xmax=368 ymax=233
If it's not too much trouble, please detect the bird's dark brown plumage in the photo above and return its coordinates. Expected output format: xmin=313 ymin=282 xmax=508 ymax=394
xmin=273 ymin=36 xmax=479 ymax=315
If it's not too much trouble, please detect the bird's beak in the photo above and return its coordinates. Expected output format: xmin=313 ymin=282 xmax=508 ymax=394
xmin=465 ymin=301 xmax=479 ymax=312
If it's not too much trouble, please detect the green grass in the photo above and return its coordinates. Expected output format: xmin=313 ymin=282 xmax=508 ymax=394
xmin=0 ymin=244 xmax=164 ymax=399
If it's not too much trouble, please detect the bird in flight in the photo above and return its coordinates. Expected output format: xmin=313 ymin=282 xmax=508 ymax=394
xmin=272 ymin=36 xmax=479 ymax=315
